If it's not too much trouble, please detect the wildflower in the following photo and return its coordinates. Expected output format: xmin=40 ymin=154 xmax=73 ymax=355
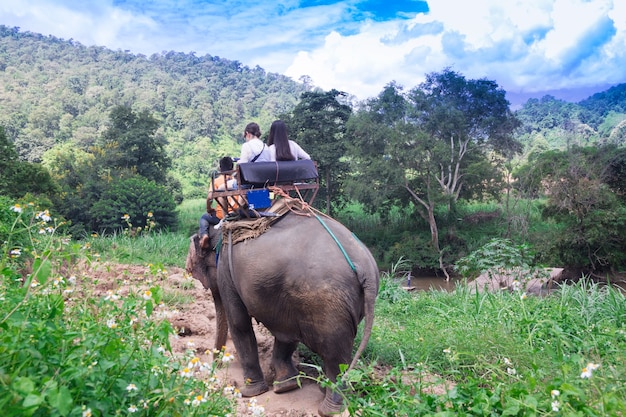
xmin=121 ymin=214 xmax=130 ymax=221
xmin=551 ymin=400 xmax=560 ymax=412
xmin=39 ymin=228 xmax=46 ymax=234
xmin=520 ymin=292 xmax=527 ymax=300
xmin=128 ymin=405 xmax=138 ymax=413
xmin=443 ymin=348 xmax=451 ymax=354
xmin=126 ymin=383 xmax=138 ymax=392
xmin=142 ymin=289 xmax=152 ymax=300
xmin=147 ymin=211 xmax=154 ymax=218
xmin=199 ymin=361 xmax=212 ymax=372
xmin=188 ymin=357 xmax=200 ymax=368
xmin=191 ymin=394 xmax=207 ymax=406
xmin=186 ymin=339 xmax=195 ymax=348
xmin=106 ymin=318 xmax=118 ymax=329
xmin=507 ymin=367 xmax=517 ymax=375
xmin=581 ymin=362 xmax=600 ymax=378
xmin=180 ymin=367 xmax=193 ymax=378
xmin=511 ymin=280 xmax=521 ymax=291
xmin=30 ymin=279 xmax=40 ymax=288
xmin=247 ymin=398 xmax=265 ymax=416
xmin=222 ymin=352 xmax=234 ymax=363
xmin=91 ymin=232 xmax=98 ymax=238
xmin=82 ymin=408 xmax=92 ymax=417
xmin=10 ymin=248 xmax=21 ymax=258
xmin=551 ymin=389 xmax=560 ymax=398
xmin=68 ymin=275 xmax=77 ymax=285
xmin=11 ymin=204 xmax=23 ymax=213
xmin=503 ymin=358 xmax=512 ymax=366
xmin=104 ymin=290 xmax=120 ymax=301
xmin=45 ymin=226 xmax=55 ymax=233
xmin=157 ymin=346 xmax=166 ymax=354
xmin=36 ymin=210 xmax=51 ymax=222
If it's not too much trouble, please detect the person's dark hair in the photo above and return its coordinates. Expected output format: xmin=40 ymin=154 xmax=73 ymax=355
xmin=244 ymin=122 xmax=261 ymax=138
xmin=219 ymin=156 xmax=234 ymax=172
xmin=267 ymin=120 xmax=294 ymax=161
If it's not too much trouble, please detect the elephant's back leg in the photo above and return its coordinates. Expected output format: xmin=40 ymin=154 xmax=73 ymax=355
xmin=271 ymin=339 xmax=300 ymax=393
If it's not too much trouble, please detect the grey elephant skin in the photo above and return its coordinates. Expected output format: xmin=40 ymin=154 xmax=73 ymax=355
xmin=186 ymin=212 xmax=379 ymax=416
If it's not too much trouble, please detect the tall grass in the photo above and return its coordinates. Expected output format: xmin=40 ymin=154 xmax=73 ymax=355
xmin=343 ymin=274 xmax=626 ymax=415
xmin=85 ymin=199 xmax=206 ymax=268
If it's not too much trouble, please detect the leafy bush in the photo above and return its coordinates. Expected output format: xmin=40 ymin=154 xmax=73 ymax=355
xmin=0 ymin=201 xmax=238 ymax=417
xmin=90 ymin=176 xmax=177 ymax=234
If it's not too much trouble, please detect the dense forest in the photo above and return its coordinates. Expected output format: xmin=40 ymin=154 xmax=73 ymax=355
xmin=1 ymin=25 xmax=625 ymax=276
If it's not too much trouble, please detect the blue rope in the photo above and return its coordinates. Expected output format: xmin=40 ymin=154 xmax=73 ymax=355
xmin=314 ymin=214 xmax=356 ymax=273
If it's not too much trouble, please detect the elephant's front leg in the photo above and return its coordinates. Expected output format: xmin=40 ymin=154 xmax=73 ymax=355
xmin=271 ymin=339 xmax=300 ymax=393
xmin=225 ymin=299 xmax=269 ymax=397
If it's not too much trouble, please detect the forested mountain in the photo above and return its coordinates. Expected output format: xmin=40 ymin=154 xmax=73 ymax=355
xmin=514 ymin=84 xmax=626 ymax=152
xmin=0 ymin=25 xmax=307 ymax=195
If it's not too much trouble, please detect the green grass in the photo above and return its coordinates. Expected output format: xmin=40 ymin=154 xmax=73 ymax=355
xmin=343 ymin=273 xmax=626 ymax=415
xmin=85 ymin=199 xmax=206 ymax=268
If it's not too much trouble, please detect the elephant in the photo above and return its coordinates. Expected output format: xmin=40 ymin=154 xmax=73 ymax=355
xmin=186 ymin=211 xmax=379 ymax=416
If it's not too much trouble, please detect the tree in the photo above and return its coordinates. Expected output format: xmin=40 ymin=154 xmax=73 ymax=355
xmin=533 ymin=146 xmax=626 ymax=271
xmin=99 ymin=106 xmax=171 ymax=184
xmin=408 ymin=69 xmax=521 ymax=207
xmin=281 ymin=89 xmax=352 ymax=214
xmin=346 ymin=71 xmax=521 ymax=277
xmin=0 ymin=126 xmax=58 ymax=199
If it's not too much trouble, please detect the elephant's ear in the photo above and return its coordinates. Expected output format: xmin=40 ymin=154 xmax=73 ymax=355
xmin=186 ymin=234 xmax=199 ymax=270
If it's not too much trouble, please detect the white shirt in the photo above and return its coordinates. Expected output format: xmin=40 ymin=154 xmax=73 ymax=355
xmin=239 ymin=138 xmax=272 ymax=163
xmin=268 ymin=140 xmax=311 ymax=161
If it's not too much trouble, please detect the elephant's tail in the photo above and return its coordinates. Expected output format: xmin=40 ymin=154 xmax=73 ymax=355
xmin=347 ymin=264 xmax=379 ymax=372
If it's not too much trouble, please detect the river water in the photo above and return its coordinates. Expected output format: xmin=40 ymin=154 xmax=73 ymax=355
xmin=403 ymin=275 xmax=461 ymax=292
xmin=402 ymin=274 xmax=626 ymax=293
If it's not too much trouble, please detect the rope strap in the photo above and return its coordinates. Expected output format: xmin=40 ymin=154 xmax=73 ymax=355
xmin=314 ymin=214 xmax=357 ymax=273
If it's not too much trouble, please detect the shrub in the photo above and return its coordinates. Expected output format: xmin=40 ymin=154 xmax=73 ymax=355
xmin=90 ymin=176 xmax=177 ymax=234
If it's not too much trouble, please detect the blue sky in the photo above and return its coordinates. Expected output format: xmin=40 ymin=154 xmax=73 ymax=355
xmin=1 ymin=0 xmax=625 ymax=105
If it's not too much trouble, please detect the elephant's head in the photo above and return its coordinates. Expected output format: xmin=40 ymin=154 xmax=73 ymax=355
xmin=185 ymin=233 xmax=216 ymax=290
xmin=185 ymin=230 xmax=228 ymax=350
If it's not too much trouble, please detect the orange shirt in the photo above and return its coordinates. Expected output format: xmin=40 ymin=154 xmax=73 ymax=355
xmin=208 ymin=173 xmax=239 ymax=219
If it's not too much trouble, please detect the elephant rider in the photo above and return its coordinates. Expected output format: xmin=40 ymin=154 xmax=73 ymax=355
xmin=199 ymin=156 xmax=239 ymax=249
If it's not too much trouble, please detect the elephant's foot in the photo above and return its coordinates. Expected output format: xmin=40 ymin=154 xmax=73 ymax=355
xmin=273 ymin=376 xmax=300 ymax=394
xmin=240 ymin=380 xmax=269 ymax=397
xmin=318 ymin=389 xmax=344 ymax=417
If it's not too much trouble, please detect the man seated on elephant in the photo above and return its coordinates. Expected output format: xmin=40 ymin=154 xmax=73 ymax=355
xmin=199 ymin=156 xmax=238 ymax=249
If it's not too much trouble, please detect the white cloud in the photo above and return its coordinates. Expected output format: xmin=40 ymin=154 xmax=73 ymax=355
xmin=286 ymin=0 xmax=625 ymax=100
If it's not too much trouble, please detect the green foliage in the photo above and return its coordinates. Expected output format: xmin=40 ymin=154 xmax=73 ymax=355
xmin=455 ymin=237 xmax=536 ymax=278
xmin=90 ymin=176 xmax=177 ymax=233
xmin=0 ymin=126 xmax=58 ymax=199
xmin=519 ymin=145 xmax=626 ymax=271
xmin=99 ymin=106 xmax=171 ymax=184
xmin=346 ymin=281 xmax=626 ymax=415
xmin=282 ymin=89 xmax=353 ymax=214
xmin=0 ymin=201 xmax=238 ymax=416
xmin=0 ymin=25 xmax=305 ymax=200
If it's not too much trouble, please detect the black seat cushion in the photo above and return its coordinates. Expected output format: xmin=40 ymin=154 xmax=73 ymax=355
xmin=238 ymin=160 xmax=318 ymax=186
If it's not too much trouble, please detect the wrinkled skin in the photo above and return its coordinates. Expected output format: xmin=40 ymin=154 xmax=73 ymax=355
xmin=186 ymin=212 xmax=379 ymax=417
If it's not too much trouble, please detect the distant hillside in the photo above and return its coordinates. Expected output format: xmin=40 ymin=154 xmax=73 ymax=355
xmin=0 ymin=25 xmax=306 ymax=195
xmin=513 ymin=83 xmax=626 ymax=152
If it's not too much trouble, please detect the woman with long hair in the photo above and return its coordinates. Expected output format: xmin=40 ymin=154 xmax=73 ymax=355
xmin=267 ymin=120 xmax=310 ymax=161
